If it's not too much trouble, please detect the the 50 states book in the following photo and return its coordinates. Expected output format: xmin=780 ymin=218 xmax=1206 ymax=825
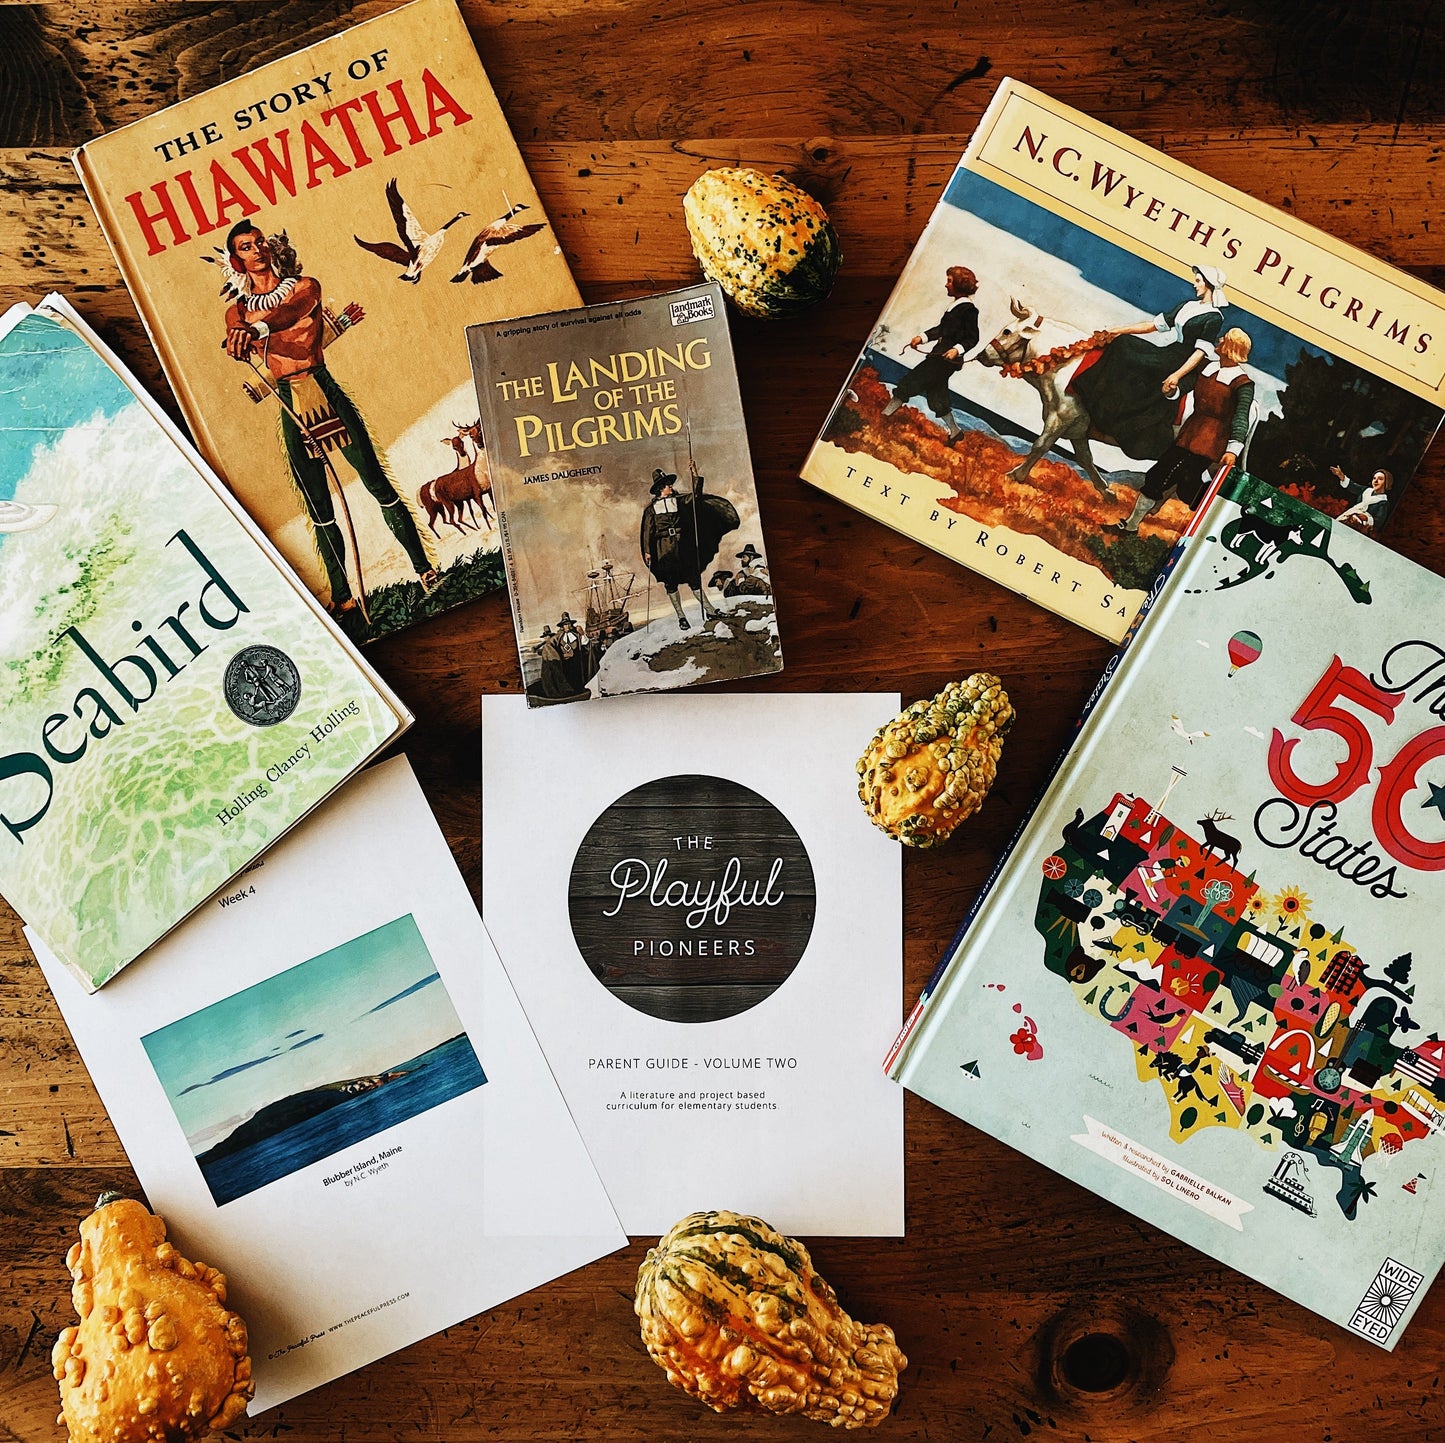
xmin=888 ymin=471 xmax=1445 ymax=1347
xmin=72 ymin=0 xmax=579 ymax=643
xmin=803 ymin=78 xmax=1445 ymax=643
xmin=467 ymin=282 xmax=782 ymax=705
xmin=0 ymin=297 xmax=409 ymax=992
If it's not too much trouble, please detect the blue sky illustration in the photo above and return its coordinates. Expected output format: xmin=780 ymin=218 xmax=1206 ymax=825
xmin=0 ymin=312 xmax=133 ymax=503
xmin=943 ymin=169 xmax=1326 ymax=382
xmin=142 ymin=914 xmax=466 ymax=1147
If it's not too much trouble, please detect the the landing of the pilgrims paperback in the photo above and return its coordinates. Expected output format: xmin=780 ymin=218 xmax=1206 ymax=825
xmin=72 ymin=0 xmax=579 ymax=643
xmin=468 ymin=282 xmax=782 ymax=705
xmin=803 ymin=79 xmax=1445 ymax=644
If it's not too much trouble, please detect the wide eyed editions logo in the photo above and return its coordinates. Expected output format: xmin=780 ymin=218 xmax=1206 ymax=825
xmin=568 ymin=775 xmax=815 ymax=1023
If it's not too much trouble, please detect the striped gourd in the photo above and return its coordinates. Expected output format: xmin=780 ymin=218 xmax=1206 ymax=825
xmin=635 ymin=1210 xmax=906 ymax=1428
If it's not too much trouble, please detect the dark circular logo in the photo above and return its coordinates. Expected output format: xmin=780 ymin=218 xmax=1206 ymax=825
xmin=224 ymin=645 xmax=302 ymax=727
xmin=568 ymin=774 xmax=815 ymax=1023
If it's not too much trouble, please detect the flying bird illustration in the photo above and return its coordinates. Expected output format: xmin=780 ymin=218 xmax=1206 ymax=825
xmin=0 ymin=500 xmax=57 ymax=534
xmin=354 ymin=179 xmax=469 ymax=283
xmin=1170 ymin=714 xmax=1210 ymax=745
xmin=450 ymin=200 xmax=547 ymax=284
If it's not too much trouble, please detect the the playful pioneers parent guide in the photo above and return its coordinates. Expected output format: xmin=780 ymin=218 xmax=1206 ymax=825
xmin=803 ymin=79 xmax=1445 ymax=642
xmin=891 ymin=472 xmax=1445 ymax=1347
xmin=73 ymin=0 xmax=579 ymax=643
xmin=482 ymin=692 xmax=902 ymax=1235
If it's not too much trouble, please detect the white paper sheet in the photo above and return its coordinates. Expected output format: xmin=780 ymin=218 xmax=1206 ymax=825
xmin=481 ymin=692 xmax=905 ymax=1235
xmin=33 ymin=756 xmax=625 ymax=1412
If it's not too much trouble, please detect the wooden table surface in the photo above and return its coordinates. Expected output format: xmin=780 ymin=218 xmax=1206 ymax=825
xmin=3 ymin=2 xmax=1445 ymax=1439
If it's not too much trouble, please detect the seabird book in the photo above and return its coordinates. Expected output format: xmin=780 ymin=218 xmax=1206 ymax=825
xmin=0 ymin=296 xmax=409 ymax=992
xmin=466 ymin=281 xmax=782 ymax=705
xmin=801 ymin=78 xmax=1445 ymax=642
xmin=72 ymin=0 xmax=580 ymax=643
xmin=888 ymin=470 xmax=1445 ymax=1347
xmin=31 ymin=756 xmax=626 ymax=1411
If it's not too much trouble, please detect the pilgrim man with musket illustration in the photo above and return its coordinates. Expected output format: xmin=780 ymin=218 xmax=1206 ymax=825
xmin=640 ymin=464 xmax=738 ymax=629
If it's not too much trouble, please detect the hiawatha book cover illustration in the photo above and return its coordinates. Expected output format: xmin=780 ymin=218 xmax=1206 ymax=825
xmin=72 ymin=0 xmax=580 ymax=643
xmin=804 ymin=79 xmax=1445 ymax=643
xmin=468 ymin=282 xmax=782 ymax=705
xmin=0 ymin=299 xmax=406 ymax=991
xmin=889 ymin=473 xmax=1445 ymax=1346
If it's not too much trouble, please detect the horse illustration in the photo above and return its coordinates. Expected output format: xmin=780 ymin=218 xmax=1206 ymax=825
xmin=973 ymin=298 xmax=1118 ymax=495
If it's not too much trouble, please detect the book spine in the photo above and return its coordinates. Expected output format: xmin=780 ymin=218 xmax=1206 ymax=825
xmin=884 ymin=469 xmax=1232 ymax=1079
xmin=469 ymin=341 xmax=534 ymax=701
xmin=496 ymin=505 xmax=531 ymax=684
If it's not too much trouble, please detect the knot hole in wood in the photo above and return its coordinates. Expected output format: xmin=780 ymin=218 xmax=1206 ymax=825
xmin=1035 ymin=1299 xmax=1173 ymax=1410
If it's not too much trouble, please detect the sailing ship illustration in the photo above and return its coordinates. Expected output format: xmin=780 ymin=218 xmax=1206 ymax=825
xmin=583 ymin=556 xmax=637 ymax=646
xmin=522 ymin=546 xmax=641 ymax=704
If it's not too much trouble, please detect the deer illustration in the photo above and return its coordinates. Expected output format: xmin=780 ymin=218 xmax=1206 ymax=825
xmin=1197 ymin=810 xmax=1241 ymax=869
xmin=418 ymin=420 xmax=495 ymax=535
xmin=442 ymin=432 xmax=470 ymax=469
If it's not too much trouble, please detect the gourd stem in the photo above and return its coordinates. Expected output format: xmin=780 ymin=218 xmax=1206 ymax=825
xmin=95 ymin=1190 xmax=126 ymax=1209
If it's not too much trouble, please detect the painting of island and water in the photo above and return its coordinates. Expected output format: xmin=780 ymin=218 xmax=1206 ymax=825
xmin=142 ymin=914 xmax=485 ymax=1206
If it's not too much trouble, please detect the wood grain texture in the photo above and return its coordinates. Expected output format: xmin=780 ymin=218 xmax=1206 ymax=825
xmin=4 ymin=0 xmax=1445 ymax=1439
xmin=6 ymin=0 xmax=1445 ymax=145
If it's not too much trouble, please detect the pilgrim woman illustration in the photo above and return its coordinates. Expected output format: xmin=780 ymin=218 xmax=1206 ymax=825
xmin=1331 ymin=465 xmax=1393 ymax=531
xmin=1071 ymin=264 xmax=1228 ymax=461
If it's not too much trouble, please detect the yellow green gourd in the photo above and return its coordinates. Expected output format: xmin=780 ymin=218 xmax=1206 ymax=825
xmin=683 ymin=168 xmax=841 ymax=319
xmin=857 ymin=674 xmax=1015 ymax=847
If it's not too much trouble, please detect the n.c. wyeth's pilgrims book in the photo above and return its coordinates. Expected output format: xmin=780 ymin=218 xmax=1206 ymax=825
xmin=888 ymin=470 xmax=1445 ymax=1347
xmin=0 ymin=297 xmax=409 ymax=992
xmin=72 ymin=0 xmax=579 ymax=643
xmin=467 ymin=281 xmax=782 ymax=705
xmin=803 ymin=78 xmax=1445 ymax=643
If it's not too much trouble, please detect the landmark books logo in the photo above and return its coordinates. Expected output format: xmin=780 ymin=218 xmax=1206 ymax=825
xmin=669 ymin=293 xmax=715 ymax=326
xmin=1348 ymin=1258 xmax=1424 ymax=1344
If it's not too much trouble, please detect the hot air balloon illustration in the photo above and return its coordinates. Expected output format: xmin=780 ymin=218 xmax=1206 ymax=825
xmin=1227 ymin=629 xmax=1262 ymax=677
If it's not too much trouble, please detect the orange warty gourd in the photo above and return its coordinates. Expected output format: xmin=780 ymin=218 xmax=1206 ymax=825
xmin=636 ymin=1210 xmax=906 ymax=1428
xmin=51 ymin=1194 xmax=253 ymax=1443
